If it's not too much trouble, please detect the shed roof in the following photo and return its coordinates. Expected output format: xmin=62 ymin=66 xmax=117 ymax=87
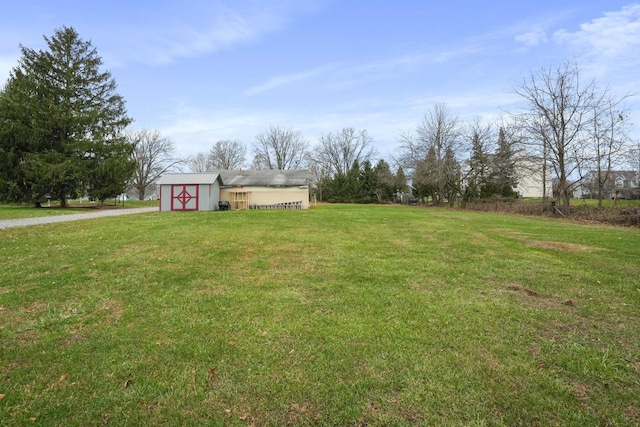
xmin=157 ymin=173 xmax=221 ymax=185
xmin=216 ymin=170 xmax=309 ymax=187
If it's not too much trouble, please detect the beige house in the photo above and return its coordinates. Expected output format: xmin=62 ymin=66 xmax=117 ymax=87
xmin=515 ymin=157 xmax=552 ymax=198
xmin=218 ymin=170 xmax=310 ymax=210
xmin=157 ymin=170 xmax=310 ymax=211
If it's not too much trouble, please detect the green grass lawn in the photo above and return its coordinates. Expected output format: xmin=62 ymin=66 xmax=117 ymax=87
xmin=1 ymin=204 xmax=639 ymax=426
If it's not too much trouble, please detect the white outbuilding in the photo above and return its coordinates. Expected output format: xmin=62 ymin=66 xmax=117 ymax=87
xmin=157 ymin=173 xmax=222 ymax=212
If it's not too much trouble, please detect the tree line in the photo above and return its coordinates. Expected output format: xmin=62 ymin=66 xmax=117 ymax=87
xmin=1 ymin=27 xmax=636 ymax=210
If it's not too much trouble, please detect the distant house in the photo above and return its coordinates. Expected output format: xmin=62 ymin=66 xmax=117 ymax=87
xmin=576 ymin=170 xmax=640 ymax=200
xmin=514 ymin=157 xmax=552 ymax=198
xmin=157 ymin=170 xmax=310 ymax=211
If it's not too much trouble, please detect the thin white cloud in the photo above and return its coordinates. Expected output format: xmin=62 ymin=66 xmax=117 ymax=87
xmin=244 ymin=63 xmax=341 ymax=96
xmin=515 ymin=27 xmax=548 ymax=47
xmin=112 ymin=2 xmax=324 ymax=67
xmin=508 ymin=9 xmax=573 ymax=48
xmin=244 ymin=42 xmax=487 ymax=97
xmin=554 ymin=4 xmax=640 ymax=57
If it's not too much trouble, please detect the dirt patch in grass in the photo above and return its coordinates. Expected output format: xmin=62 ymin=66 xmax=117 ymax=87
xmin=490 ymin=228 xmax=529 ymax=238
xmin=472 ymin=232 xmax=490 ymax=241
xmin=504 ymin=284 xmax=581 ymax=314
xmin=195 ymin=286 xmax=226 ymax=295
xmin=475 ymin=346 xmax=502 ymax=371
xmin=571 ymin=382 xmax=591 ymax=403
xmin=58 ymin=331 xmax=89 ymax=346
xmin=527 ymin=240 xmax=598 ymax=253
xmin=99 ymin=299 xmax=123 ymax=324
xmin=2 ymin=301 xmax=48 ymax=331
xmin=506 ymin=283 xmax=540 ymax=297
xmin=285 ymin=400 xmax=319 ymax=425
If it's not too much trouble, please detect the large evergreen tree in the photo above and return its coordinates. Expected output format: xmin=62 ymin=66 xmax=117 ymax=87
xmin=0 ymin=26 xmax=132 ymax=206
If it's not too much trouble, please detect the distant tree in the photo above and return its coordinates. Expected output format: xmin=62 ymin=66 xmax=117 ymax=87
xmin=462 ymin=119 xmax=494 ymax=205
xmin=357 ymin=160 xmax=378 ymax=203
xmin=187 ymin=152 xmax=213 ymax=173
xmin=129 ymin=129 xmax=184 ymax=200
xmin=373 ymin=159 xmax=395 ymax=202
xmin=322 ymin=172 xmax=348 ymax=203
xmin=252 ymin=126 xmax=309 ymax=170
xmin=400 ymin=103 xmax=462 ymax=206
xmin=210 ymin=139 xmax=246 ymax=169
xmin=514 ymin=62 xmax=611 ymax=212
xmin=442 ymin=146 xmax=460 ymax=206
xmin=306 ymin=152 xmax=331 ymax=201
xmin=490 ymin=126 xmax=519 ymax=198
xmin=313 ymin=128 xmax=376 ymax=176
xmin=413 ymin=146 xmax=438 ymax=202
xmin=393 ymin=167 xmax=408 ymax=194
xmin=587 ymin=97 xmax=631 ymax=207
xmin=0 ymin=26 xmax=132 ymax=207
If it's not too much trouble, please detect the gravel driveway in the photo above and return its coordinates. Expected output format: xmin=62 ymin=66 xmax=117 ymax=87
xmin=0 ymin=207 xmax=158 ymax=230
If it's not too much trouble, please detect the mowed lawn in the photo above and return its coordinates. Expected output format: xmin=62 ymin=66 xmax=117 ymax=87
xmin=1 ymin=204 xmax=639 ymax=426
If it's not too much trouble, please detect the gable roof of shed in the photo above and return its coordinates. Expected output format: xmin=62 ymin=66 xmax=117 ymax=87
xmin=216 ymin=170 xmax=309 ymax=187
xmin=157 ymin=173 xmax=221 ymax=185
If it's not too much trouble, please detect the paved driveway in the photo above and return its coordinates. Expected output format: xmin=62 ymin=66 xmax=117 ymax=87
xmin=0 ymin=207 xmax=158 ymax=230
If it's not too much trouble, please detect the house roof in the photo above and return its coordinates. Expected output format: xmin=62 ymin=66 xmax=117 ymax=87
xmin=215 ymin=169 xmax=309 ymax=187
xmin=157 ymin=173 xmax=221 ymax=185
xmin=157 ymin=170 xmax=310 ymax=187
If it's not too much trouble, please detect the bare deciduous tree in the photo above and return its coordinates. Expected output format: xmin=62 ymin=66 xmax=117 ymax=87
xmin=313 ymin=128 xmax=376 ymax=176
xmin=398 ymin=103 xmax=462 ymax=206
xmin=514 ymin=62 xmax=598 ymax=212
xmin=187 ymin=152 xmax=213 ymax=173
xmin=587 ymin=96 xmax=631 ymax=207
xmin=129 ymin=129 xmax=184 ymax=200
xmin=252 ymin=126 xmax=309 ymax=170
xmin=210 ymin=139 xmax=246 ymax=170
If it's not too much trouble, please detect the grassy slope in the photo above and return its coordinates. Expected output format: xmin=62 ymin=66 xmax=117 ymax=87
xmin=1 ymin=205 xmax=639 ymax=426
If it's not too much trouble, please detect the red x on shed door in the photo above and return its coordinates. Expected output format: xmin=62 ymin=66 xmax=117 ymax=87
xmin=171 ymin=185 xmax=199 ymax=211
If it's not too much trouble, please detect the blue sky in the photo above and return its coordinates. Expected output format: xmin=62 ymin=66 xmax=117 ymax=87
xmin=1 ymin=1 xmax=639 ymax=164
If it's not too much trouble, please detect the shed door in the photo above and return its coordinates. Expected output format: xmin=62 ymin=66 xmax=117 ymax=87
xmin=171 ymin=185 xmax=199 ymax=211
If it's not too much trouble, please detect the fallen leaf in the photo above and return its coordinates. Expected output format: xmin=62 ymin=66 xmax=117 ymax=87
xmin=59 ymin=374 xmax=67 ymax=382
xmin=124 ymin=379 xmax=132 ymax=388
xmin=239 ymin=414 xmax=248 ymax=420
xmin=289 ymin=349 xmax=295 ymax=355
xmin=0 ymin=394 xmax=5 ymax=399
xmin=208 ymin=368 xmax=216 ymax=377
